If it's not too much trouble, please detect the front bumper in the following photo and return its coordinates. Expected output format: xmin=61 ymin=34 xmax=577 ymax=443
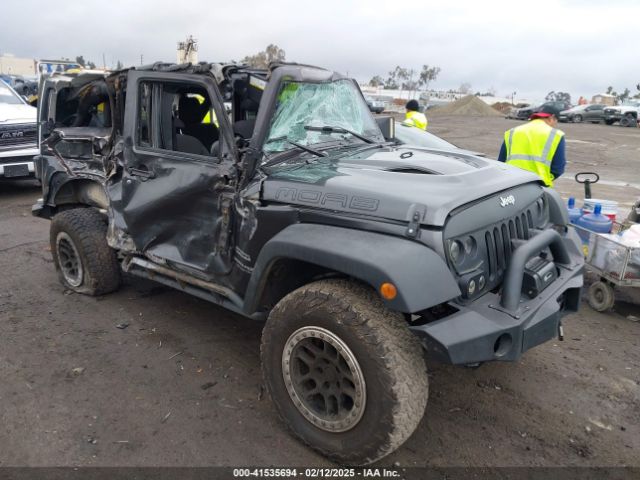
xmin=0 ymin=146 xmax=39 ymax=178
xmin=410 ymin=228 xmax=584 ymax=364
xmin=604 ymin=113 xmax=622 ymax=122
xmin=0 ymin=157 xmax=37 ymax=178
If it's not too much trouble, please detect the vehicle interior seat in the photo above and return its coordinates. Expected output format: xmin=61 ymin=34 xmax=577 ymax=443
xmin=177 ymin=96 xmax=219 ymax=150
xmin=209 ymin=119 xmax=256 ymax=158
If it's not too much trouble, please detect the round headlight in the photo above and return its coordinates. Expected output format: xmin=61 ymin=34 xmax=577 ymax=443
xmin=449 ymin=240 xmax=462 ymax=263
xmin=478 ymin=275 xmax=486 ymax=290
xmin=463 ymin=236 xmax=477 ymax=256
xmin=468 ymin=279 xmax=476 ymax=296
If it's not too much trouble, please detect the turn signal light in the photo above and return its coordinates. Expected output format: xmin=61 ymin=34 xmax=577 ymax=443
xmin=380 ymin=282 xmax=397 ymax=300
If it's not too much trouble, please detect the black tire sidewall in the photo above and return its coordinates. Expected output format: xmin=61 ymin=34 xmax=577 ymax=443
xmin=262 ymin=291 xmax=408 ymax=462
xmin=50 ymin=208 xmax=120 ymax=295
xmin=51 ymin=215 xmax=89 ymax=290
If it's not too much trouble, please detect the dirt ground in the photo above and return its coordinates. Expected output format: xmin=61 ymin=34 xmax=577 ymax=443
xmin=0 ymin=116 xmax=638 ymax=468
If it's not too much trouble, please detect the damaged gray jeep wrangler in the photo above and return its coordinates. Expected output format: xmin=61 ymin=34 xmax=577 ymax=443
xmin=33 ymin=62 xmax=584 ymax=464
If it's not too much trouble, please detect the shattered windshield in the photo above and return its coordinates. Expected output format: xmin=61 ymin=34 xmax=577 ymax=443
xmin=263 ymin=79 xmax=384 ymax=155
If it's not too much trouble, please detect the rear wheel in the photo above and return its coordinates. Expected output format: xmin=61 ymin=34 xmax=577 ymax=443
xmin=588 ymin=281 xmax=615 ymax=312
xmin=620 ymin=114 xmax=635 ymax=127
xmin=261 ymin=279 xmax=428 ymax=465
xmin=50 ymin=208 xmax=121 ymax=295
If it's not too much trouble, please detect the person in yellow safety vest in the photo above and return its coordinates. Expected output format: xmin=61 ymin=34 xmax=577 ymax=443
xmin=193 ymin=94 xmax=219 ymax=128
xmin=498 ymin=105 xmax=566 ymax=187
xmin=403 ymin=99 xmax=428 ymax=130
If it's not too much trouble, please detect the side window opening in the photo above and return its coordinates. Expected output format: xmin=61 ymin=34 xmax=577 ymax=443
xmin=136 ymin=81 xmax=221 ymax=157
xmin=52 ymin=81 xmax=111 ymax=129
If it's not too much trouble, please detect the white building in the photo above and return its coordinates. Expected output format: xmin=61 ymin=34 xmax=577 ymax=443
xmin=0 ymin=54 xmax=37 ymax=76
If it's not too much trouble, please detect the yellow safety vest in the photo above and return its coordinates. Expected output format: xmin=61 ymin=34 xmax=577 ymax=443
xmin=403 ymin=111 xmax=428 ymax=130
xmin=504 ymin=119 xmax=564 ymax=187
xmin=193 ymin=94 xmax=219 ymax=128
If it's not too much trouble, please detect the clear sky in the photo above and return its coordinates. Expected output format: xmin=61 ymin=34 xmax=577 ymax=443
xmin=2 ymin=0 xmax=638 ymax=102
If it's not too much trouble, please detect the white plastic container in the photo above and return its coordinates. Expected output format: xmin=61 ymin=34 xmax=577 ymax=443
xmin=582 ymin=198 xmax=618 ymax=222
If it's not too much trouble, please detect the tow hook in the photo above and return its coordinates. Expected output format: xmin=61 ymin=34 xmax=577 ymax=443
xmin=558 ymin=321 xmax=564 ymax=341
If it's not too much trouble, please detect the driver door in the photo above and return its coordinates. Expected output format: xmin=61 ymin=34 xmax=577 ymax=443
xmin=116 ymin=70 xmax=237 ymax=277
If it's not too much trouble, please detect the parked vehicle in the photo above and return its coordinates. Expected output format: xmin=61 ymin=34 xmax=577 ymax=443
xmin=0 ymin=80 xmax=39 ymax=179
xmin=393 ymin=122 xmax=486 ymax=156
xmin=364 ymin=94 xmax=385 ymax=114
xmin=558 ymin=104 xmax=606 ymax=123
xmin=512 ymin=100 xmax=572 ymax=120
xmin=34 ymin=63 xmax=584 ymax=465
xmin=603 ymin=100 xmax=640 ymax=126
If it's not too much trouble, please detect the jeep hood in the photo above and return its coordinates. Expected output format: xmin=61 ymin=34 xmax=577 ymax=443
xmin=262 ymin=146 xmax=543 ymax=227
xmin=0 ymin=103 xmax=36 ymax=123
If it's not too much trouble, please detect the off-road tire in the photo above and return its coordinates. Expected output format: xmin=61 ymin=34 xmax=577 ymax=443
xmin=588 ymin=280 xmax=615 ymax=312
xmin=261 ymin=279 xmax=428 ymax=465
xmin=50 ymin=208 xmax=121 ymax=295
xmin=620 ymin=114 xmax=634 ymax=127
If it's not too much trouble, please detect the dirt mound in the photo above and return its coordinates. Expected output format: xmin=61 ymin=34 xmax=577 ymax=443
xmin=430 ymin=95 xmax=503 ymax=116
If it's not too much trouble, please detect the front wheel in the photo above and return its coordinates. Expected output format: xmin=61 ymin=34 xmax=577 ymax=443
xmin=261 ymin=279 xmax=428 ymax=465
xmin=50 ymin=208 xmax=121 ymax=295
xmin=573 ymin=114 xmax=583 ymax=123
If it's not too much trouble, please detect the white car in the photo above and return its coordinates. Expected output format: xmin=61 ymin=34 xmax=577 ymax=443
xmin=0 ymin=81 xmax=39 ymax=179
xmin=603 ymin=100 xmax=640 ymax=126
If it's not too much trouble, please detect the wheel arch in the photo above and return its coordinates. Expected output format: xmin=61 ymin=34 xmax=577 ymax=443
xmin=40 ymin=175 xmax=108 ymax=218
xmin=243 ymin=223 xmax=461 ymax=315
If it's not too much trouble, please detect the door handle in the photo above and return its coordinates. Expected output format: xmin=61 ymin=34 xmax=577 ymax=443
xmin=128 ymin=166 xmax=156 ymax=180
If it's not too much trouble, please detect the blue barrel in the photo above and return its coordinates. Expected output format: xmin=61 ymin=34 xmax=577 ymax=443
xmin=575 ymin=204 xmax=613 ymax=243
xmin=567 ymin=197 xmax=582 ymax=224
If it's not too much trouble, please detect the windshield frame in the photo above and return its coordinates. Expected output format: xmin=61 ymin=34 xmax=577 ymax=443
xmin=0 ymin=81 xmax=27 ymax=106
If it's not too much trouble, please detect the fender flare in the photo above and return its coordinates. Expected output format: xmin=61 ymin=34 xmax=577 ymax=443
xmin=243 ymin=223 xmax=461 ymax=314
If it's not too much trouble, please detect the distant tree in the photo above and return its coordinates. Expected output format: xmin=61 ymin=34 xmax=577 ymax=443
xmin=606 ymin=86 xmax=614 ymax=95
xmin=384 ymin=66 xmax=400 ymax=90
xmin=394 ymin=66 xmax=409 ymax=96
xmin=617 ymin=87 xmax=631 ymax=104
xmin=418 ymin=65 xmax=441 ymax=91
xmin=242 ymin=44 xmax=286 ymax=69
xmin=87 ymin=61 xmax=96 ymax=69
xmin=369 ymin=75 xmax=384 ymax=87
xmin=458 ymin=82 xmax=472 ymax=94
xmin=116 ymin=60 xmax=123 ymax=70
xmin=75 ymin=55 xmax=86 ymax=67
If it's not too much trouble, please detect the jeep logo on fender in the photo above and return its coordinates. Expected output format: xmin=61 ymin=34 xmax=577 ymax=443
xmin=275 ymin=187 xmax=379 ymax=212
xmin=499 ymin=195 xmax=515 ymax=207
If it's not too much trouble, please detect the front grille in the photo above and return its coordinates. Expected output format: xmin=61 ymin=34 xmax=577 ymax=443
xmin=484 ymin=210 xmax=535 ymax=282
xmin=0 ymin=123 xmax=37 ymax=151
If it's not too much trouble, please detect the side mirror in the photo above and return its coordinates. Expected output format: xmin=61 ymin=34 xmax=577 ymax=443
xmin=375 ymin=116 xmax=395 ymax=142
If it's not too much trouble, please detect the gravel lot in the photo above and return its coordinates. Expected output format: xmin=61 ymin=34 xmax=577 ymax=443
xmin=1 ymin=116 xmax=638 ymax=467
